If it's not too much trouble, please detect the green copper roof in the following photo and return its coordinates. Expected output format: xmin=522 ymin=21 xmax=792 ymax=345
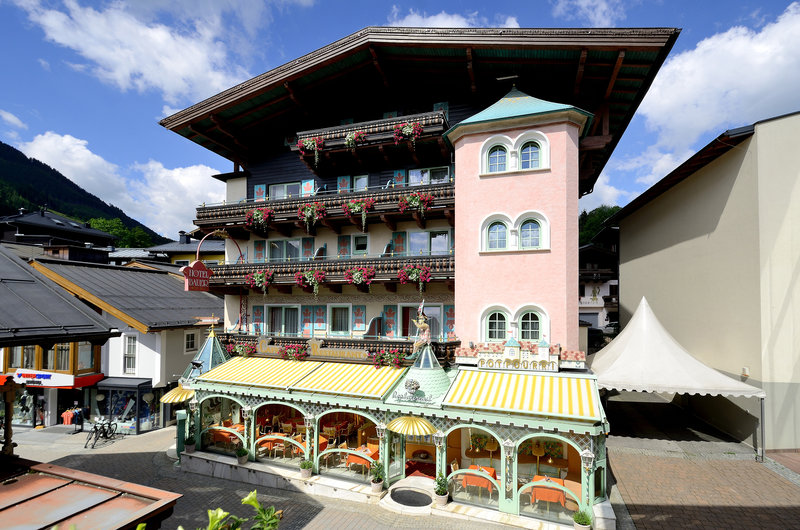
xmin=504 ymin=337 xmax=521 ymax=348
xmin=181 ymin=328 xmax=230 ymax=381
xmin=444 ymin=87 xmax=593 ymax=141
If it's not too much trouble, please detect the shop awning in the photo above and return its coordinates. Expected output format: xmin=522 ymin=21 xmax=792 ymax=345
xmin=442 ymin=369 xmax=603 ymax=423
xmin=160 ymin=384 xmax=195 ymax=404
xmin=197 ymin=357 xmax=323 ymax=389
xmin=97 ymin=377 xmax=151 ymax=390
xmin=290 ymin=362 xmax=407 ymax=399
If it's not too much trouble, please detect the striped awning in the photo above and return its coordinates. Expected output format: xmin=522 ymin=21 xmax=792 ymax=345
xmin=386 ymin=416 xmax=437 ymax=436
xmin=160 ymin=383 xmax=194 ymax=404
xmin=290 ymin=363 xmax=407 ymax=399
xmin=197 ymin=357 xmax=323 ymax=389
xmin=443 ymin=369 xmax=603 ymax=422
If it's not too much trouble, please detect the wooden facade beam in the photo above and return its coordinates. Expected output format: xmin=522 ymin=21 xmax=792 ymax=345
xmin=380 ymin=214 xmax=396 ymax=232
xmin=370 ymin=46 xmax=390 ymax=88
xmin=466 ymin=48 xmax=477 ymax=93
xmin=605 ymin=50 xmax=626 ymax=99
xmin=574 ymin=49 xmax=587 ymax=96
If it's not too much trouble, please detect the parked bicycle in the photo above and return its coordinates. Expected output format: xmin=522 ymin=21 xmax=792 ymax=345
xmin=84 ymin=419 xmax=118 ymax=449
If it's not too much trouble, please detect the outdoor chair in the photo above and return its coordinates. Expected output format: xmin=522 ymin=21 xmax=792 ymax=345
xmin=323 ymin=426 xmax=338 ymax=446
xmin=281 ymin=422 xmax=294 ymax=436
xmin=337 ymin=441 xmax=349 ymax=466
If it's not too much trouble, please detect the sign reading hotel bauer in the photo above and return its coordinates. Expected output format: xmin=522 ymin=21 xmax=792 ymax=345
xmin=180 ymin=260 xmax=213 ymax=292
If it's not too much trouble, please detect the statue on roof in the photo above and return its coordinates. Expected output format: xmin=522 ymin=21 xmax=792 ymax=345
xmin=411 ymin=299 xmax=431 ymax=356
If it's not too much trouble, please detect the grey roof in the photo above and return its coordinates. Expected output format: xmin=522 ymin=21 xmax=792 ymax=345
xmin=109 ymin=248 xmax=154 ymax=259
xmin=32 ymin=258 xmax=223 ymax=331
xmin=123 ymin=260 xmax=184 ymax=275
xmin=0 ymin=209 xmax=115 ymax=243
xmin=147 ymin=239 xmax=225 ymax=254
xmin=0 ymin=245 xmax=119 ymax=347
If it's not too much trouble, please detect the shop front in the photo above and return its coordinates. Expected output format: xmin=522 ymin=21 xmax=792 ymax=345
xmin=94 ymin=377 xmax=162 ymax=435
xmin=9 ymin=369 xmax=105 ymax=428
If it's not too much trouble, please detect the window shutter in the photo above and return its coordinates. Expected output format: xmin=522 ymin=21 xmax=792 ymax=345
xmin=337 ymin=176 xmax=351 ymax=193
xmin=443 ymin=305 xmax=455 ymax=339
xmin=301 ymin=306 xmax=314 ymax=337
xmin=301 ymin=180 xmax=315 ymax=197
xmin=313 ymin=305 xmax=326 ymax=331
xmin=337 ymin=235 xmax=351 ymax=258
xmin=254 ymin=184 xmax=266 ymax=202
xmin=391 ymin=231 xmax=407 ymax=255
xmin=393 ymin=169 xmax=406 ymax=187
xmin=253 ymin=240 xmax=266 ymax=263
xmin=352 ymin=305 xmax=366 ymax=331
xmin=252 ymin=306 xmax=264 ymax=335
xmin=302 ymin=237 xmax=315 ymax=259
xmin=382 ymin=305 xmax=397 ymax=337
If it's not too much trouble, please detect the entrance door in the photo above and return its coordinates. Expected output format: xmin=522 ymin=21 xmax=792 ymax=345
xmin=387 ymin=431 xmax=406 ymax=485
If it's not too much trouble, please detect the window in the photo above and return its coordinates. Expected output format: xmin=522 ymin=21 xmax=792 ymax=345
xmin=269 ymin=239 xmax=301 ymax=262
xmin=8 ymin=345 xmax=34 ymax=369
xmin=185 ymin=332 xmax=197 ymax=353
xmin=352 ymin=175 xmax=369 ymax=191
xmin=269 ymin=182 xmax=301 ymax=199
xmin=520 ymin=312 xmax=541 ymax=341
xmin=77 ymin=342 xmax=93 ymax=371
xmin=124 ymin=336 xmax=137 ymax=374
xmin=488 ymin=222 xmax=507 ymax=250
xmin=330 ymin=306 xmax=350 ymax=334
xmin=56 ymin=344 xmax=70 ymax=371
xmin=488 ymin=146 xmax=507 ymax=173
xmin=174 ymin=260 xmax=189 ymax=266
xmin=520 ymin=142 xmax=541 ymax=169
xmin=353 ymin=235 xmax=368 ymax=256
xmin=267 ymin=306 xmax=300 ymax=337
xmin=487 ymin=312 xmax=507 ymax=341
xmin=408 ymin=167 xmax=449 ymax=186
xmin=519 ymin=220 xmax=541 ymax=248
xmin=408 ymin=231 xmax=450 ymax=256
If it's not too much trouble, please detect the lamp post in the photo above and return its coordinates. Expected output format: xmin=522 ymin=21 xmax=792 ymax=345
xmin=502 ymin=439 xmax=515 ymax=493
xmin=433 ymin=430 xmax=444 ymax=448
xmin=304 ymin=415 xmax=315 ymax=441
xmin=188 ymin=397 xmax=198 ymax=412
xmin=580 ymin=449 xmax=595 ymax=472
xmin=241 ymin=405 xmax=251 ymax=420
xmin=376 ymin=422 xmax=386 ymax=440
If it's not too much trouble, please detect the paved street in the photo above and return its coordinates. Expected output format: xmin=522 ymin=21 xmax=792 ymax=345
xmin=13 ymin=425 xmax=508 ymax=530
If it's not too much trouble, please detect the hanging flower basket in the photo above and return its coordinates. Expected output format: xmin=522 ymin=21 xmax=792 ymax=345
xmin=341 ymin=198 xmax=376 ymax=229
xmin=367 ymin=348 xmax=403 ymax=369
xmin=397 ymin=264 xmax=432 ymax=292
xmin=393 ymin=122 xmax=423 ymax=149
xmin=245 ymin=207 xmax=275 ymax=232
xmin=297 ymin=136 xmax=324 ymax=166
xmin=226 ymin=341 xmax=256 ymax=357
xmin=280 ymin=343 xmax=309 ymax=361
xmin=344 ymin=266 xmax=376 ymax=288
xmin=295 ymin=270 xmax=326 ymax=297
xmin=344 ymin=130 xmax=367 ymax=149
xmin=398 ymin=192 xmax=434 ymax=216
xmin=297 ymin=202 xmax=327 ymax=231
xmin=245 ymin=269 xmax=275 ymax=295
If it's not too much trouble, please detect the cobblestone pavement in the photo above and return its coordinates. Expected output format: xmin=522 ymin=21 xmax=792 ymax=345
xmin=606 ymin=392 xmax=800 ymax=530
xmin=13 ymin=425 xmax=508 ymax=530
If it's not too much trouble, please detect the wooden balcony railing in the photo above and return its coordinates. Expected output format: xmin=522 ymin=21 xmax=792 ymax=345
xmin=195 ymin=181 xmax=455 ymax=236
xmin=210 ymin=253 xmax=454 ymax=291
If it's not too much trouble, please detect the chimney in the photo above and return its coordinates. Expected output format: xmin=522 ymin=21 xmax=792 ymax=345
xmin=18 ymin=207 xmax=26 ymax=215
xmin=179 ymin=231 xmax=191 ymax=244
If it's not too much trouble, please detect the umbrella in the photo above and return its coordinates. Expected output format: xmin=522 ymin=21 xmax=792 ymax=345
xmin=386 ymin=416 xmax=436 ymax=436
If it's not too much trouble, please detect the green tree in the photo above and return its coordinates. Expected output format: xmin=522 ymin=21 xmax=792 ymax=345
xmin=579 ymin=205 xmax=620 ymax=246
xmin=89 ymin=217 xmax=154 ymax=248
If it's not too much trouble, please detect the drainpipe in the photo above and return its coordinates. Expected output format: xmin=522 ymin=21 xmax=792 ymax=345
xmin=758 ymin=397 xmax=765 ymax=462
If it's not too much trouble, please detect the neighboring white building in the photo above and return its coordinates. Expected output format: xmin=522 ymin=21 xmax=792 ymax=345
xmin=611 ymin=112 xmax=800 ymax=451
xmin=31 ymin=258 xmax=223 ymax=434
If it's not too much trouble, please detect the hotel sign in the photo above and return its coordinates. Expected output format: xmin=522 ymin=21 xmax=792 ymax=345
xmin=181 ymin=261 xmax=213 ymax=292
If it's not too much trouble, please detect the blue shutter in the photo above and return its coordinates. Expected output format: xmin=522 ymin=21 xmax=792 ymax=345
xmin=254 ymin=184 xmax=266 ymax=202
xmin=382 ymin=305 xmax=397 ymax=338
xmin=393 ymin=170 xmax=406 ymax=187
xmin=337 ymin=236 xmax=351 ymax=258
xmin=337 ymin=176 xmax=351 ymax=193
xmin=352 ymin=305 xmax=366 ymax=331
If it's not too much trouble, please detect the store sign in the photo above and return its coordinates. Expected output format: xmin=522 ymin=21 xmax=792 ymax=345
xmin=14 ymin=369 xmax=75 ymax=387
xmin=181 ymin=260 xmax=213 ymax=292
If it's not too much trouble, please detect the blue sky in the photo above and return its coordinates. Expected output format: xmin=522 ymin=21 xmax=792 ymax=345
xmin=2 ymin=1 xmax=799 ymax=238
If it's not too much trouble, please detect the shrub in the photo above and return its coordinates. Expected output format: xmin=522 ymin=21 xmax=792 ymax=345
xmin=370 ymin=461 xmax=385 ymax=483
xmin=235 ymin=446 xmax=249 ymax=458
xmin=299 ymin=460 xmax=313 ymax=469
xmin=434 ymin=473 xmax=448 ymax=496
xmin=573 ymin=510 xmax=592 ymax=526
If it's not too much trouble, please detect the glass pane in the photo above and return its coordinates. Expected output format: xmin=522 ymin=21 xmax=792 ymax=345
xmin=285 ymin=240 xmax=301 ymax=261
xmin=407 ymin=169 xmax=426 ymax=186
xmin=489 ymin=313 xmax=506 ymax=340
xmin=353 ymin=235 xmax=368 ymax=254
xmin=285 ymin=182 xmax=301 ymax=198
xmin=488 ymin=223 xmax=506 ymax=249
xmin=353 ymin=175 xmax=368 ymax=191
xmin=430 ymin=231 xmax=449 ymax=255
xmin=430 ymin=167 xmax=449 ymax=183
xmin=43 ymin=346 xmax=55 ymax=370
xmin=269 ymin=307 xmax=283 ymax=335
xmin=425 ymin=306 xmax=442 ymax=339
xmin=269 ymin=241 xmax=283 ymax=262
xmin=332 ymin=307 xmax=349 ymax=333
xmin=409 ymin=232 xmax=429 ymax=256
xmin=9 ymin=346 xmax=22 ymax=368
xmin=489 ymin=147 xmax=506 ymax=172
xmin=521 ymin=221 xmax=540 ymax=248
xmin=57 ymin=344 xmax=70 ymax=371
xmin=78 ymin=342 xmax=93 ymax=371
xmin=23 ymin=346 xmax=35 ymax=368
xmin=269 ymin=184 xmax=286 ymax=199
xmin=521 ymin=143 xmax=540 ymax=169
xmin=284 ymin=308 xmax=299 ymax=336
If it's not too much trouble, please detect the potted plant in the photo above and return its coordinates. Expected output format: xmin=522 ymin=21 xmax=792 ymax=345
xmin=573 ymin=509 xmax=592 ymax=530
xmin=370 ymin=461 xmax=385 ymax=493
xmin=185 ymin=424 xmax=196 ymax=453
xmin=236 ymin=446 xmax=249 ymax=465
xmin=300 ymin=459 xmax=313 ymax=478
xmin=433 ymin=473 xmax=449 ymax=506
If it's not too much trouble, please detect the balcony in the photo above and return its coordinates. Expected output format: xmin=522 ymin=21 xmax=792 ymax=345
xmin=602 ymin=295 xmax=619 ymax=309
xmin=292 ymin=110 xmax=450 ymax=174
xmin=195 ymin=181 xmax=455 ymax=239
xmin=209 ymin=252 xmax=454 ymax=293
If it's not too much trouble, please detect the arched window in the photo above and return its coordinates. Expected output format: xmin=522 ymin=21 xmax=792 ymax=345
xmin=488 ymin=146 xmax=507 ymax=173
xmin=488 ymin=222 xmax=507 ymax=250
xmin=519 ymin=220 xmax=541 ymax=248
xmin=520 ymin=312 xmax=540 ymax=341
xmin=487 ymin=312 xmax=507 ymax=341
xmin=520 ymin=142 xmax=540 ymax=170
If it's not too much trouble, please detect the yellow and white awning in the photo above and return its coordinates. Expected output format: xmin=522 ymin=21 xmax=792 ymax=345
xmin=291 ymin=362 xmax=407 ymax=399
xmin=443 ymin=369 xmax=603 ymax=422
xmin=160 ymin=383 xmax=195 ymax=404
xmin=198 ymin=356 xmax=323 ymax=389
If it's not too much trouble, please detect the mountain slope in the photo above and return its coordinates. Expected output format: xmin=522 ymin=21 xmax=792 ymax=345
xmin=0 ymin=141 xmax=168 ymax=244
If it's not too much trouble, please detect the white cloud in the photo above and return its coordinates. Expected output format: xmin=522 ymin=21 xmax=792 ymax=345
xmin=640 ymin=2 xmax=800 ymax=153
xmin=613 ymin=145 xmax=694 ymax=187
xmin=37 ymin=58 xmax=50 ymax=71
xmin=14 ymin=0 xmax=252 ymax=105
xmin=0 ymin=110 xmax=27 ymax=129
xmin=17 ymin=132 xmax=224 ymax=237
xmin=579 ymin=172 xmax=632 ymax=211
xmin=550 ymin=0 xmax=627 ymax=27
xmin=387 ymin=6 xmax=519 ymax=28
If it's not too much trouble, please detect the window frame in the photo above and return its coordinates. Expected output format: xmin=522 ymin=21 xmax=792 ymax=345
xmin=265 ymin=305 xmax=301 ymax=337
xmin=487 ymin=145 xmax=507 ymax=173
xmin=352 ymin=174 xmax=369 ymax=191
xmin=519 ymin=311 xmax=541 ymax=341
xmin=519 ymin=219 xmax=541 ymax=249
xmin=185 ymin=331 xmax=197 ymax=354
xmin=352 ymin=234 xmax=369 ymax=256
xmin=486 ymin=311 xmax=508 ymax=342
xmin=328 ymin=304 xmax=351 ymax=336
xmin=124 ymin=335 xmax=137 ymax=375
xmin=268 ymin=238 xmax=302 ymax=263
xmin=408 ymin=166 xmax=450 ymax=186
xmin=269 ymin=181 xmax=301 ymax=199
xmin=520 ymin=141 xmax=541 ymax=170
xmin=487 ymin=222 xmax=508 ymax=250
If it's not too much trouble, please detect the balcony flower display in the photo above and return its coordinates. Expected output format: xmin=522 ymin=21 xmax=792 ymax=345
xmin=295 ymin=269 xmax=326 ymax=297
xmin=393 ymin=121 xmax=423 ymax=149
xmin=398 ymin=192 xmax=435 ymax=216
xmin=397 ymin=264 xmax=432 ymax=292
xmin=344 ymin=266 xmax=376 ymax=288
xmin=341 ymin=197 xmax=376 ymax=229
xmin=244 ymin=206 xmax=275 ymax=232
xmin=280 ymin=343 xmax=309 ymax=361
xmin=344 ymin=130 xmax=367 ymax=149
xmin=367 ymin=348 xmax=403 ymax=369
xmin=245 ymin=269 xmax=274 ymax=295
xmin=296 ymin=136 xmax=324 ymax=166
xmin=297 ymin=202 xmax=326 ymax=231
xmin=226 ymin=341 xmax=256 ymax=357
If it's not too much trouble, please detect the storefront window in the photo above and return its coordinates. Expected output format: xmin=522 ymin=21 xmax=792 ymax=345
xmin=43 ymin=346 xmax=56 ymax=370
xmin=8 ymin=346 xmax=22 ymax=368
xmin=13 ymin=389 xmax=35 ymax=426
xmin=22 ymin=345 xmax=36 ymax=369
xmin=77 ymin=342 xmax=94 ymax=371
xmin=139 ymin=390 xmax=159 ymax=432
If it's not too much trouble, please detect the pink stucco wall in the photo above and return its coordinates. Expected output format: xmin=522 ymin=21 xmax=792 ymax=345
xmin=453 ymin=121 xmax=579 ymax=349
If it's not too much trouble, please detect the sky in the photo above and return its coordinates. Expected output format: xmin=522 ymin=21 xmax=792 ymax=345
xmin=2 ymin=0 xmax=800 ymax=238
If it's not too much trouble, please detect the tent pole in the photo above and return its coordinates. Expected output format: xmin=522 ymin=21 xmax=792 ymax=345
xmin=758 ymin=397 xmax=765 ymax=462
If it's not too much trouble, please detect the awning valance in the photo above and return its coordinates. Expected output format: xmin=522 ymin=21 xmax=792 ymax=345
xmin=442 ymin=369 xmax=603 ymax=423
xmin=290 ymin=362 xmax=407 ymax=399
xmin=198 ymin=357 xmax=323 ymax=389
xmin=160 ymin=384 xmax=195 ymax=404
